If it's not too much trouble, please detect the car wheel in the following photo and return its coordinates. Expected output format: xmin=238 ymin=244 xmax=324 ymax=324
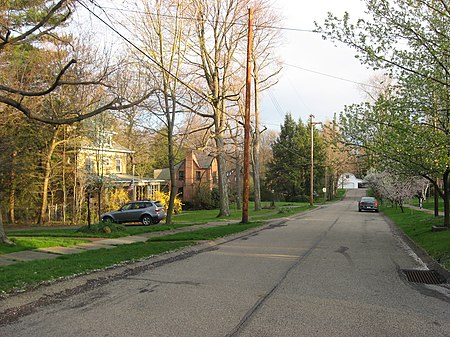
xmin=102 ymin=216 xmax=114 ymax=223
xmin=358 ymin=208 xmax=362 ymax=212
xmin=141 ymin=215 xmax=153 ymax=226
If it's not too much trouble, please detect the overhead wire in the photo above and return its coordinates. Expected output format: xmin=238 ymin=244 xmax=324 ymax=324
xmin=76 ymin=0 xmax=214 ymax=110
xmin=284 ymin=62 xmax=381 ymax=89
xmin=76 ymin=0 xmax=377 ymax=131
xmin=79 ymin=1 xmax=376 ymax=97
xmin=97 ymin=4 xmax=316 ymax=33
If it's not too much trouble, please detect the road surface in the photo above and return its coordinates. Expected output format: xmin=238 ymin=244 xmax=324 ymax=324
xmin=1 ymin=189 xmax=449 ymax=336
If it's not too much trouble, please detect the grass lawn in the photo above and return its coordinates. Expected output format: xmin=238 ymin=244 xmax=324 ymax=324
xmin=382 ymin=206 xmax=450 ymax=270
xmin=0 ymin=241 xmax=192 ymax=294
xmin=409 ymin=197 xmax=444 ymax=212
xmin=5 ymin=223 xmax=196 ymax=238
xmin=151 ymin=222 xmax=264 ymax=242
xmin=0 ymin=221 xmax=268 ymax=294
xmin=5 ymin=201 xmax=310 ymax=240
xmin=0 ymin=237 xmax=90 ymax=255
xmin=171 ymin=201 xmax=310 ymax=224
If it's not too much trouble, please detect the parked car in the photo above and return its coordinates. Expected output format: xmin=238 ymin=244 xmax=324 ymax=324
xmin=101 ymin=200 xmax=166 ymax=225
xmin=358 ymin=197 xmax=379 ymax=212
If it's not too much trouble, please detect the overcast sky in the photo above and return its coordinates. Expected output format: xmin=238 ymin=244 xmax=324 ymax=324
xmin=260 ymin=0 xmax=376 ymax=130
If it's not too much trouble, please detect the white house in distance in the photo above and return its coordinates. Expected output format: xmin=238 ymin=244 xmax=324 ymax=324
xmin=338 ymin=173 xmax=365 ymax=189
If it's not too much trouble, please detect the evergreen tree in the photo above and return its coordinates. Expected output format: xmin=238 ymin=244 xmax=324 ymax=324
xmin=267 ymin=114 xmax=325 ymax=201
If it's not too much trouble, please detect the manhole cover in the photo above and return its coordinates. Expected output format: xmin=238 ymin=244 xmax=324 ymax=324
xmin=402 ymin=269 xmax=444 ymax=285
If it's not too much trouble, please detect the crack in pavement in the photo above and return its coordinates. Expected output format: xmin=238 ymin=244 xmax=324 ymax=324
xmin=225 ymin=216 xmax=341 ymax=337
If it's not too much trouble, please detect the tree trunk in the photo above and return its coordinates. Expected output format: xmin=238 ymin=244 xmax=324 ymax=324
xmin=62 ymin=127 xmax=67 ymax=224
xmin=434 ymin=178 xmax=440 ymax=217
xmin=0 ymin=206 xmax=14 ymax=245
xmin=37 ymin=127 xmax=60 ymax=225
xmin=87 ymin=192 xmax=91 ymax=228
xmin=252 ymin=67 xmax=262 ymax=211
xmin=216 ymin=133 xmax=230 ymax=217
xmin=235 ymin=149 xmax=242 ymax=210
xmin=8 ymin=151 xmax=17 ymax=224
xmin=166 ymin=136 xmax=176 ymax=225
xmin=443 ymin=170 xmax=449 ymax=227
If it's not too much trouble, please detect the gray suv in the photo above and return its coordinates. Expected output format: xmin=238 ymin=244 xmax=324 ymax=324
xmin=101 ymin=200 xmax=166 ymax=225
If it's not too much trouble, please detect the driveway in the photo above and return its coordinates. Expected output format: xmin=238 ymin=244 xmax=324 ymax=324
xmin=1 ymin=189 xmax=449 ymax=336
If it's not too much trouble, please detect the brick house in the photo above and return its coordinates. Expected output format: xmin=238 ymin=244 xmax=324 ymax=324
xmin=154 ymin=151 xmax=218 ymax=202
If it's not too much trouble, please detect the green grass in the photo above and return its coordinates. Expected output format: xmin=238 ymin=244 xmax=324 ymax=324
xmin=409 ymin=197 xmax=444 ymax=212
xmin=6 ymin=223 xmax=195 ymax=238
xmin=0 ymin=221 xmax=269 ymax=294
xmin=0 ymin=237 xmax=90 ymax=255
xmin=0 ymin=203 xmax=310 ymax=294
xmin=382 ymin=206 xmax=450 ymax=270
xmin=151 ymin=222 xmax=264 ymax=242
xmin=171 ymin=201 xmax=308 ymax=224
xmin=0 ymin=241 xmax=191 ymax=294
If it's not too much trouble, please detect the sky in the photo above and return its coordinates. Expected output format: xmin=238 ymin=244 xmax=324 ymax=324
xmin=76 ymin=0 xmax=377 ymax=131
xmin=260 ymin=0 xmax=376 ymax=130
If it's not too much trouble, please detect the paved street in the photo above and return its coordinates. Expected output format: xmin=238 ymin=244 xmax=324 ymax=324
xmin=1 ymin=189 xmax=449 ymax=336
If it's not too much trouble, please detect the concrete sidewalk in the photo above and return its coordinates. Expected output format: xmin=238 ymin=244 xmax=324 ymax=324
xmin=405 ymin=204 xmax=445 ymax=216
xmin=0 ymin=221 xmax=240 ymax=267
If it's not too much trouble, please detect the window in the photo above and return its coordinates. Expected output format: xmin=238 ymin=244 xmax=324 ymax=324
xmin=178 ymin=170 xmax=185 ymax=180
xmin=115 ymin=159 xmax=122 ymax=173
xmin=196 ymin=171 xmax=201 ymax=181
xmin=177 ymin=187 xmax=183 ymax=196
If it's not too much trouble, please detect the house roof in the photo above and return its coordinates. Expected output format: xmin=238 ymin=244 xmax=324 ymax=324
xmin=193 ymin=151 xmax=214 ymax=169
xmin=153 ymin=151 xmax=215 ymax=180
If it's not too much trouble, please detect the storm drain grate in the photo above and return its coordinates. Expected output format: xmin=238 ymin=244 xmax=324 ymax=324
xmin=402 ymin=269 xmax=444 ymax=285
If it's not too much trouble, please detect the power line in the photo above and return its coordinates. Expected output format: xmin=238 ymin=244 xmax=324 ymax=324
xmin=79 ymin=1 xmax=377 ymax=96
xmin=284 ymin=63 xmax=381 ymax=89
xmin=95 ymin=5 xmax=316 ymax=33
xmin=86 ymin=2 xmax=377 ymax=90
xmin=76 ymin=0 xmax=217 ymax=109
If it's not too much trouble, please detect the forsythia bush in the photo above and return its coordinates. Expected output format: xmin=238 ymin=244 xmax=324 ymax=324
xmin=107 ymin=188 xmax=130 ymax=211
xmin=152 ymin=191 xmax=183 ymax=214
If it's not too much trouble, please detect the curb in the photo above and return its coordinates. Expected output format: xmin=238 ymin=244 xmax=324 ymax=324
xmin=0 ymin=215 xmax=302 ymax=320
xmin=381 ymin=212 xmax=450 ymax=283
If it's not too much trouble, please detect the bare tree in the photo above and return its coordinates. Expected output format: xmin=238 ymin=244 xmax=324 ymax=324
xmin=251 ymin=0 xmax=282 ymax=210
xmin=132 ymin=0 xmax=194 ymax=224
xmin=187 ymin=0 xmax=249 ymax=217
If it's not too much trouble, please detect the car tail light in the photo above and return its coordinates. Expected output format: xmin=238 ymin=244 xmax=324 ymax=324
xmin=155 ymin=209 xmax=160 ymax=212
xmin=374 ymin=201 xmax=378 ymax=207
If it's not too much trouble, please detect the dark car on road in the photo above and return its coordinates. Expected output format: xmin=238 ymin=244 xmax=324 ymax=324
xmin=358 ymin=197 xmax=379 ymax=212
xmin=101 ymin=200 xmax=166 ymax=225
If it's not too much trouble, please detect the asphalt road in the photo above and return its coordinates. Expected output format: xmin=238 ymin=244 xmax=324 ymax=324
xmin=1 ymin=189 xmax=449 ymax=336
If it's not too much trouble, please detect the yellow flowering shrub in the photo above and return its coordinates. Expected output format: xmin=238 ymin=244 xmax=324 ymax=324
xmin=152 ymin=191 xmax=183 ymax=214
xmin=107 ymin=188 xmax=130 ymax=211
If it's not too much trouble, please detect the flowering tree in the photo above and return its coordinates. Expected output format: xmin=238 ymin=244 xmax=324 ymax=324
xmin=365 ymin=171 xmax=428 ymax=212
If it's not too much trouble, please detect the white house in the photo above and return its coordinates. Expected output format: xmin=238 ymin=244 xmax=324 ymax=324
xmin=338 ymin=173 xmax=365 ymax=189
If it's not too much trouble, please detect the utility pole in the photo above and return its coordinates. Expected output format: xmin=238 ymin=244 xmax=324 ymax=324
xmin=242 ymin=8 xmax=253 ymax=224
xmin=309 ymin=114 xmax=321 ymax=207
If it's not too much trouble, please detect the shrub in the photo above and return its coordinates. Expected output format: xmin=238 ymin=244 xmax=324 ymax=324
xmin=77 ymin=222 xmax=126 ymax=234
xmin=151 ymin=191 xmax=183 ymax=214
xmin=190 ymin=185 xmax=220 ymax=210
xmin=106 ymin=188 xmax=130 ymax=211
